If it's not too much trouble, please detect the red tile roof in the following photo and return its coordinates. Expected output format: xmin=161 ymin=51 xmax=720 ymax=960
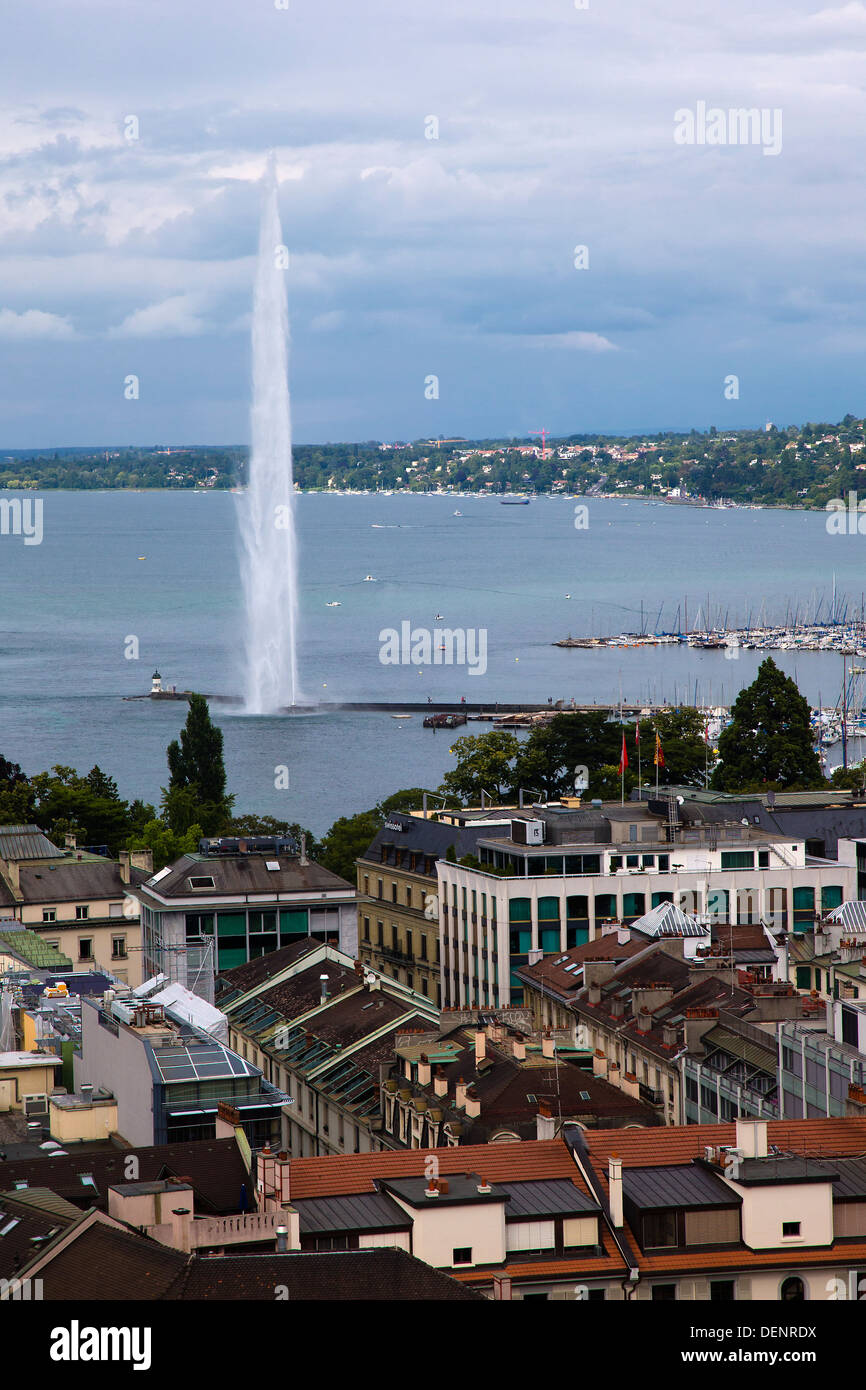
xmin=289 ymin=1138 xmax=590 ymax=1200
xmin=585 ymin=1119 xmax=866 ymax=1171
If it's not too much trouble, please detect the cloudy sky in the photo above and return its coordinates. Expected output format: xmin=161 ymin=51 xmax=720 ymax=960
xmin=1 ymin=0 xmax=865 ymax=446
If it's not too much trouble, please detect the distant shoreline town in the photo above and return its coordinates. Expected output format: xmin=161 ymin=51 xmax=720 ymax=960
xmin=2 ymin=413 xmax=866 ymax=509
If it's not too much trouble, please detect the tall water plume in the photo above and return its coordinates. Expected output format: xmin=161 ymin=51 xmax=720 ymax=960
xmin=239 ymin=153 xmax=300 ymax=712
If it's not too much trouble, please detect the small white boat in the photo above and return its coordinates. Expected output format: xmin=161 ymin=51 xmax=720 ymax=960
xmin=326 ymin=601 xmax=341 ymax=607
xmin=391 ymin=714 xmax=412 ymax=720
xmin=435 ymin=614 xmax=444 ymax=621
xmin=363 ymin=575 xmax=376 ymax=582
xmin=454 ymin=510 xmax=462 ymax=516
xmin=565 ymin=594 xmax=571 ymax=599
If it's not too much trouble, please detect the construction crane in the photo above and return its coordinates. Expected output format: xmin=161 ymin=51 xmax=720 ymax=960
xmin=529 ymin=428 xmax=550 ymax=460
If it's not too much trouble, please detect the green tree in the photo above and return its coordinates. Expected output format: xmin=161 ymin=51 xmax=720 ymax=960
xmin=510 ymin=712 xmax=623 ymax=801
xmin=711 ymin=658 xmax=825 ymax=791
xmin=164 ymin=694 xmax=233 ymax=834
xmin=127 ymin=818 xmax=204 ymax=872
xmin=438 ymin=731 xmax=521 ymax=804
xmin=317 ymin=810 xmax=382 ymax=885
xmin=648 ymin=709 xmax=714 ymax=787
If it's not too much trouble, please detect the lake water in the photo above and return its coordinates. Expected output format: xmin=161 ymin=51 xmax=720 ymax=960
xmin=0 ymin=490 xmax=862 ymax=833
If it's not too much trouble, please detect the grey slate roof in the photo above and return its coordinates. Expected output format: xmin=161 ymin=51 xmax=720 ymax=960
xmin=293 ymin=1191 xmax=409 ymax=1234
xmin=623 ymin=1163 xmax=739 ymax=1211
xmin=140 ymin=852 xmax=353 ymax=900
xmin=0 ymin=825 xmax=62 ymax=860
xmin=498 ymin=1178 xmax=599 ymax=1218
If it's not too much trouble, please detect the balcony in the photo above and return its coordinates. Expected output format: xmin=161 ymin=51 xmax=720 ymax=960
xmin=639 ymin=1083 xmax=665 ymax=1107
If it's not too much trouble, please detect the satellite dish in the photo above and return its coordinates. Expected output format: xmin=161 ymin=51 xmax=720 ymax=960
xmin=741 ymin=818 xmax=750 ymax=826
xmin=676 ymin=796 xmax=684 ymax=805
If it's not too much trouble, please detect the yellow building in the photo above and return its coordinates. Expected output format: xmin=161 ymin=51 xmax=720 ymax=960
xmin=0 ymin=827 xmax=152 ymax=986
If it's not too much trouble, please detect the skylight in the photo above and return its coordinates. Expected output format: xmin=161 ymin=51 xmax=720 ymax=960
xmin=188 ymin=876 xmax=215 ymax=890
xmin=265 ymin=860 xmax=280 ymax=871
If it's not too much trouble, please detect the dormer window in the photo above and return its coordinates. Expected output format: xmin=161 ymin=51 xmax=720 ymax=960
xmin=188 ymin=876 xmax=215 ymax=890
xmin=782 ymin=1221 xmax=801 ymax=1238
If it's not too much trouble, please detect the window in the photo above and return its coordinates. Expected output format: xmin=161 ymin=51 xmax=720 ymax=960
xmin=363 ymin=917 xmax=370 ymax=942
xmin=75 ymin=905 xmax=89 ymax=920
xmin=782 ymin=1221 xmax=801 ymax=1238
xmin=657 ymin=855 xmax=669 ymax=871
xmin=651 ymin=1284 xmax=676 ymax=1301
xmin=842 ymin=1006 xmax=859 ymax=1049
xmin=187 ymin=876 xmax=215 ymax=890
xmin=111 ymin=936 xmax=127 ymax=959
xmin=795 ymin=966 xmax=811 ymax=991
xmin=626 ymin=855 xmax=639 ymax=868
xmin=78 ymin=938 xmax=94 ymax=961
xmin=406 ymin=886 xmax=412 ymax=907
xmin=109 ymin=902 xmax=124 ymax=917
xmin=44 ymin=940 xmax=60 ymax=951
xmin=721 ymin=851 xmax=754 ymax=870
xmin=609 ymin=856 xmax=622 ymax=871
xmin=452 ymin=1247 xmax=472 ymax=1266
xmin=392 ymin=883 xmax=398 ymax=903
xmin=642 ymin=855 xmax=655 ymax=868
xmin=758 ymin=851 xmax=769 ymax=868
xmin=642 ymin=1211 xmax=678 ymax=1248
xmin=711 ymin=1280 xmax=735 ymax=1302
xmin=42 ymin=909 xmax=56 ymax=923
xmin=780 ymin=1276 xmax=805 ymax=1301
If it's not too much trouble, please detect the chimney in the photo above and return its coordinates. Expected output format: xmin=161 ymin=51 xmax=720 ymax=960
xmin=170 ymin=1207 xmax=192 ymax=1254
xmin=584 ymin=960 xmax=617 ymax=990
xmin=475 ymin=1030 xmax=486 ymax=1063
xmin=118 ymin=850 xmax=131 ymax=884
xmin=736 ymin=1117 xmax=768 ymax=1159
xmin=433 ymin=1067 xmax=448 ymax=1097
xmin=512 ymin=1037 xmax=526 ymax=1061
xmin=65 ymin=833 xmax=77 ymax=850
xmin=455 ymin=1078 xmax=468 ymax=1109
xmin=636 ymin=1007 xmax=653 ymax=1034
xmin=80 ymin=1083 xmax=93 ymax=1108
xmin=617 ymin=926 xmax=631 ymax=945
xmin=465 ymin=1087 xmax=481 ymax=1118
xmin=608 ymin=1157 xmax=623 ymax=1227
xmin=5 ymin=860 xmax=20 ymax=897
xmin=536 ymin=1101 xmax=556 ymax=1140
xmin=592 ymin=1049 xmax=608 ymax=1078
xmin=425 ymin=1178 xmax=440 ymax=1198
xmin=418 ymin=1053 xmax=432 ymax=1086
xmin=542 ymin=1030 xmax=555 ymax=1059
xmin=275 ymin=1226 xmax=288 ymax=1254
xmin=299 ymin=833 xmax=309 ymax=866
xmin=684 ymin=1008 xmax=718 ymax=1055
xmin=319 ymin=974 xmax=329 ymax=1005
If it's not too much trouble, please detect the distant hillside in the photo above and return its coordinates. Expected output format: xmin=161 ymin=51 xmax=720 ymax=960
xmin=3 ymin=416 xmax=866 ymax=506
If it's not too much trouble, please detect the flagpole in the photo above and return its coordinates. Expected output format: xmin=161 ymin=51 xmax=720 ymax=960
xmin=637 ymin=719 xmax=642 ymax=796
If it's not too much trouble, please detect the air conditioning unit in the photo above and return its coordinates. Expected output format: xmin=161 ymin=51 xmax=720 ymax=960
xmin=512 ymin=819 xmax=544 ymax=846
xmin=23 ymin=1094 xmax=49 ymax=1118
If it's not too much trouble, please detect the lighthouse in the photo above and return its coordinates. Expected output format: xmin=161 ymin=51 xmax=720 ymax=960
xmin=151 ymin=670 xmax=163 ymax=695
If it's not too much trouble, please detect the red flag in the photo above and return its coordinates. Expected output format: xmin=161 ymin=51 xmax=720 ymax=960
xmin=654 ymin=731 xmax=665 ymax=768
xmin=619 ymin=732 xmax=628 ymax=775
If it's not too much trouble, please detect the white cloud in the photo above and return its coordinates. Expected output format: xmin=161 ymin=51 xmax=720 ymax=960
xmin=523 ymin=331 xmax=619 ymax=353
xmin=109 ymin=293 xmax=210 ymax=338
xmin=0 ymin=307 xmax=76 ymax=339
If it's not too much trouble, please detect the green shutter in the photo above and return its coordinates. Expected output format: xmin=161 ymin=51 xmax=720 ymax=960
xmin=509 ymin=898 xmax=532 ymax=923
xmin=821 ymin=886 xmax=844 ymax=911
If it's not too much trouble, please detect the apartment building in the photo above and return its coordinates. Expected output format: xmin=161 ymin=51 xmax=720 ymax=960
xmin=380 ymin=1012 xmax=658 ymax=1148
xmin=0 ymin=824 xmax=151 ymax=985
xmin=215 ymin=936 xmax=439 ymax=1157
xmin=249 ymin=1116 xmax=866 ymax=1300
xmin=133 ymin=833 xmax=358 ymax=1004
xmin=356 ymin=808 xmax=523 ymax=1004
xmin=74 ymin=991 xmax=287 ymax=1147
xmin=437 ymin=800 xmax=853 ymax=1009
xmin=778 ymin=999 xmax=866 ymax=1119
